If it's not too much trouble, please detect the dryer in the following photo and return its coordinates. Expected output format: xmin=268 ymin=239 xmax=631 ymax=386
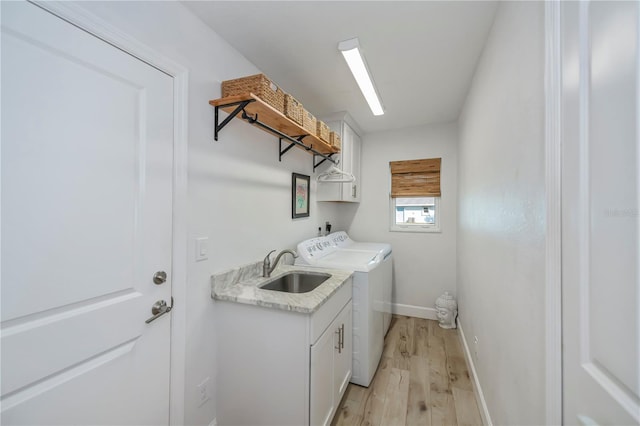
xmin=329 ymin=232 xmax=393 ymax=335
xmin=296 ymin=236 xmax=384 ymax=387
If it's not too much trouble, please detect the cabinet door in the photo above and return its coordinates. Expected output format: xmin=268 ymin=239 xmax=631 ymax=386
xmin=340 ymin=123 xmax=361 ymax=203
xmin=310 ymin=323 xmax=336 ymax=426
xmin=349 ymin=130 xmax=362 ymax=202
xmin=333 ymin=303 xmax=353 ymax=404
xmin=316 ymin=120 xmax=343 ymax=202
xmin=339 ymin=123 xmax=353 ymax=202
xmin=316 ymin=120 xmax=362 ymax=203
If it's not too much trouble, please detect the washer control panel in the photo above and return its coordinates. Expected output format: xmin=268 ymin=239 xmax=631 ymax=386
xmin=296 ymin=236 xmax=336 ymax=261
xmin=328 ymin=231 xmax=352 ymax=247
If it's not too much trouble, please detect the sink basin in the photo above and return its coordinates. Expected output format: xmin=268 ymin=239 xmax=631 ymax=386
xmin=259 ymin=271 xmax=331 ymax=293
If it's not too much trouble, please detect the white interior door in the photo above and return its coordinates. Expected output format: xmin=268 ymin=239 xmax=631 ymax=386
xmin=1 ymin=2 xmax=174 ymax=424
xmin=561 ymin=1 xmax=640 ymax=424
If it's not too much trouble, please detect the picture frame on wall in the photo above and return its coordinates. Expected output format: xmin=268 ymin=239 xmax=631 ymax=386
xmin=292 ymin=173 xmax=310 ymax=219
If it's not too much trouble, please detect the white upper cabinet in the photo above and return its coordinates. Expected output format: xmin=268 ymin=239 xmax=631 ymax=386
xmin=317 ymin=112 xmax=362 ymax=203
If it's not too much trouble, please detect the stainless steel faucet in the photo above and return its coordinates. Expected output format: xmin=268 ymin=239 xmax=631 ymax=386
xmin=263 ymin=249 xmax=298 ymax=277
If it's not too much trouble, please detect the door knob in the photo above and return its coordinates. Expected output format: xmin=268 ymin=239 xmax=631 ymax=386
xmin=153 ymin=271 xmax=167 ymax=285
xmin=145 ymin=297 xmax=173 ymax=324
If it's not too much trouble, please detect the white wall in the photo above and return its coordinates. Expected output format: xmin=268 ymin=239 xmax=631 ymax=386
xmin=457 ymin=2 xmax=545 ymax=425
xmin=70 ymin=2 xmax=347 ymax=425
xmin=348 ymin=123 xmax=458 ymax=317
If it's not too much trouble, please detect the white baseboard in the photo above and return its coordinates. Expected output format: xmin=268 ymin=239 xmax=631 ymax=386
xmin=391 ymin=303 xmax=438 ymax=320
xmin=457 ymin=320 xmax=493 ymax=426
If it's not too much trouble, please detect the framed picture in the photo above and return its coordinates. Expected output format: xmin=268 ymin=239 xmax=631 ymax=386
xmin=292 ymin=173 xmax=310 ymax=218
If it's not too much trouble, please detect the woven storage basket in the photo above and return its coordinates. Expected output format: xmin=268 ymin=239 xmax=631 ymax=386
xmin=329 ymin=131 xmax=341 ymax=149
xmin=301 ymin=109 xmax=317 ymax=135
xmin=284 ymin=94 xmax=303 ymax=125
xmin=316 ymin=120 xmax=330 ymax=143
xmin=221 ymin=73 xmax=285 ymax=113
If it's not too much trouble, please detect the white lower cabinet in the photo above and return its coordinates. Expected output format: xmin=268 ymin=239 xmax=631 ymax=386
xmin=216 ymin=278 xmax=353 ymax=426
xmin=334 ymin=302 xmax=352 ymax=404
xmin=310 ymin=302 xmax=352 ymax=426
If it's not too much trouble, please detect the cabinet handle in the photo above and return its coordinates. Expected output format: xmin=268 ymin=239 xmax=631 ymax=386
xmin=340 ymin=324 xmax=345 ymax=349
xmin=335 ymin=328 xmax=342 ymax=353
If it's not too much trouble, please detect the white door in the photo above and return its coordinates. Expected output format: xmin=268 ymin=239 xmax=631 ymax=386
xmin=1 ymin=2 xmax=174 ymax=425
xmin=561 ymin=1 xmax=640 ymax=424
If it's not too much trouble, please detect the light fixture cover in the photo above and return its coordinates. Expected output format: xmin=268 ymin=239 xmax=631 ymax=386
xmin=338 ymin=38 xmax=384 ymax=116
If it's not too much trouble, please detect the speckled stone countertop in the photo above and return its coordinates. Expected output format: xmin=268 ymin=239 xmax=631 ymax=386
xmin=211 ymin=262 xmax=353 ymax=314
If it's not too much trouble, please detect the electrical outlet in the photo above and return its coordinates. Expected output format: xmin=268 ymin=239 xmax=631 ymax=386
xmin=473 ymin=336 xmax=479 ymax=360
xmin=197 ymin=377 xmax=210 ymax=407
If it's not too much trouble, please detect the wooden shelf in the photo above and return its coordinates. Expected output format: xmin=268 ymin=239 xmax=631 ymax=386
xmin=210 ymin=93 xmax=339 ymax=156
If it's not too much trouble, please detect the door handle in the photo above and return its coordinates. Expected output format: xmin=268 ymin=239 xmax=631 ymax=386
xmin=153 ymin=271 xmax=167 ymax=285
xmin=145 ymin=297 xmax=173 ymax=324
xmin=334 ymin=324 xmax=345 ymax=353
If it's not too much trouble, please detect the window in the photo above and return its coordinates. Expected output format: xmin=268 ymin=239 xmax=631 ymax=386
xmin=391 ymin=196 xmax=440 ymax=232
xmin=389 ymin=158 xmax=441 ymax=233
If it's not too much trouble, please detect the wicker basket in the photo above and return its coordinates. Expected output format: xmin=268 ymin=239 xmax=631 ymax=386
xmin=316 ymin=120 xmax=330 ymax=143
xmin=301 ymin=109 xmax=317 ymax=135
xmin=284 ymin=94 xmax=303 ymax=125
xmin=221 ymin=73 xmax=285 ymax=113
xmin=329 ymin=131 xmax=341 ymax=149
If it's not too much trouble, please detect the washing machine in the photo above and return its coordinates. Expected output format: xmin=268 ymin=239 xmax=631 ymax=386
xmin=296 ymin=236 xmax=384 ymax=387
xmin=328 ymin=231 xmax=393 ymax=335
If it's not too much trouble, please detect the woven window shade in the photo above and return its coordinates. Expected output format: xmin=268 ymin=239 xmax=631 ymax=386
xmin=390 ymin=158 xmax=441 ymax=197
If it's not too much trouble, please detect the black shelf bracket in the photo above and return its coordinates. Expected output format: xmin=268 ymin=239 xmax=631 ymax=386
xmin=314 ymin=153 xmax=336 ymax=171
xmin=214 ymin=99 xmax=255 ymax=141
xmin=214 ymin=99 xmax=337 ymax=168
xmin=279 ymin=135 xmax=307 ymax=162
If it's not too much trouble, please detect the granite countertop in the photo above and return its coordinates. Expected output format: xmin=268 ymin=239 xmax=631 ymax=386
xmin=211 ymin=261 xmax=353 ymax=314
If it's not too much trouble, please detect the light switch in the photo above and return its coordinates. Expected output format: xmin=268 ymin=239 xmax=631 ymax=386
xmin=195 ymin=237 xmax=208 ymax=261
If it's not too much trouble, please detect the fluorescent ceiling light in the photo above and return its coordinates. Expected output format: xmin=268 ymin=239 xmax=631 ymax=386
xmin=338 ymin=38 xmax=384 ymax=116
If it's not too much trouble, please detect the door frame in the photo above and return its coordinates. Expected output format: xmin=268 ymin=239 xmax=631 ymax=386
xmin=28 ymin=1 xmax=189 ymax=424
xmin=544 ymin=1 xmax=563 ymax=425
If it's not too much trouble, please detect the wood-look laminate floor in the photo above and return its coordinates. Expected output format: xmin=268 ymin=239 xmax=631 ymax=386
xmin=332 ymin=315 xmax=483 ymax=426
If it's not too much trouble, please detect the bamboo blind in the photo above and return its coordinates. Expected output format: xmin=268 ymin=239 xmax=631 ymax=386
xmin=390 ymin=158 xmax=441 ymax=197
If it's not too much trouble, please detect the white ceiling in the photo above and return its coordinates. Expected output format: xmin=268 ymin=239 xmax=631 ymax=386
xmin=183 ymin=1 xmax=498 ymax=134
